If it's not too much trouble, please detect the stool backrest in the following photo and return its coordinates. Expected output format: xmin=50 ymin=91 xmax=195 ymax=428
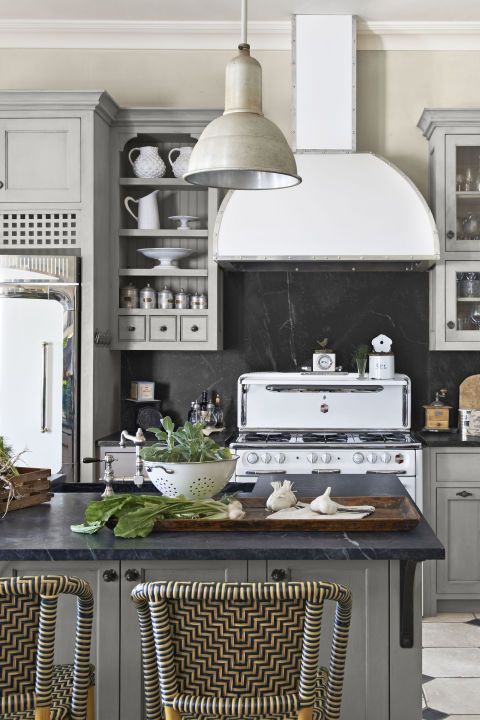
xmin=132 ymin=580 xmax=352 ymax=720
xmin=0 ymin=575 xmax=93 ymax=718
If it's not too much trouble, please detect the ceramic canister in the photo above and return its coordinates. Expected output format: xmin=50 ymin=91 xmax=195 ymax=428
xmin=157 ymin=285 xmax=173 ymax=309
xmin=120 ymin=283 xmax=139 ymax=309
xmin=175 ymin=288 xmax=189 ymax=309
xmin=368 ymin=353 xmax=395 ymax=380
xmin=139 ymin=283 xmax=156 ymax=309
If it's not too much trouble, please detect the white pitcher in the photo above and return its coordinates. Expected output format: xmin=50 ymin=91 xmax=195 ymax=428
xmin=128 ymin=146 xmax=166 ymax=179
xmin=124 ymin=190 xmax=160 ymax=230
xmin=168 ymin=147 xmax=193 ymax=178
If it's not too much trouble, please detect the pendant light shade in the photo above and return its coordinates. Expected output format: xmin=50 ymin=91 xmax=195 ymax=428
xmin=184 ymin=3 xmax=301 ymax=190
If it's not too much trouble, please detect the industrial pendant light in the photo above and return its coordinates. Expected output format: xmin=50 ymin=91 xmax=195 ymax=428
xmin=184 ymin=0 xmax=301 ymax=190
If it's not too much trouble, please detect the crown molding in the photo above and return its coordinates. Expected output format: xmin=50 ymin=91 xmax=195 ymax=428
xmin=2 ymin=19 xmax=480 ymax=51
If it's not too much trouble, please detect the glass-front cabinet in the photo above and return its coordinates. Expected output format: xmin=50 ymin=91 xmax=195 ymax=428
xmin=445 ymin=261 xmax=480 ymax=342
xmin=446 ymin=136 xmax=480 ymax=252
xmin=419 ymin=110 xmax=480 ymax=349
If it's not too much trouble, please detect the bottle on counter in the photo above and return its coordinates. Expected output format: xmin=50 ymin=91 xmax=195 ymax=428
xmin=200 ymin=390 xmax=208 ymax=422
xmin=187 ymin=401 xmax=195 ymax=422
xmin=190 ymin=401 xmax=202 ymax=424
xmin=214 ymin=394 xmax=224 ymax=428
xmin=204 ymin=402 xmax=217 ymax=429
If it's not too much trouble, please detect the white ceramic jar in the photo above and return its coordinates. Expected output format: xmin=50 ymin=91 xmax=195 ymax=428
xmin=369 ymin=353 xmax=395 ymax=379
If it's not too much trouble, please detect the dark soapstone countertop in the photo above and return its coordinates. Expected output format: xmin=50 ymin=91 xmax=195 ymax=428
xmin=0 ymin=474 xmax=444 ymax=562
xmin=416 ymin=430 xmax=480 ymax=447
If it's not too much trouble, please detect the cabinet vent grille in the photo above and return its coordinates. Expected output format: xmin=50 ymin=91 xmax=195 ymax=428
xmin=0 ymin=212 xmax=78 ymax=246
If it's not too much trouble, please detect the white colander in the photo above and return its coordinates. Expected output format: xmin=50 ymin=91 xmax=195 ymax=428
xmin=144 ymin=457 xmax=239 ymax=500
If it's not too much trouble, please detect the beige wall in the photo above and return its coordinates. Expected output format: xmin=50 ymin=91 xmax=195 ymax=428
xmin=1 ymin=47 xmax=480 ymax=196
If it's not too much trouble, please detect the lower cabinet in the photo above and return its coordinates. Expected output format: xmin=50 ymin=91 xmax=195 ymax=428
xmin=436 ymin=487 xmax=480 ymax=594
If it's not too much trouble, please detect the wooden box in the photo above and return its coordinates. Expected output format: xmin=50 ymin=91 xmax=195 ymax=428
xmin=423 ymin=405 xmax=451 ymax=431
xmin=0 ymin=467 xmax=52 ymax=514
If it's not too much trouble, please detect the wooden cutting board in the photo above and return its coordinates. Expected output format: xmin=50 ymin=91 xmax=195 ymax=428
xmin=459 ymin=375 xmax=480 ymax=409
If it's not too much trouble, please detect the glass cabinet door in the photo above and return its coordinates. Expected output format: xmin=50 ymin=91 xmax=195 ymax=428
xmin=446 ymin=135 xmax=480 ymax=252
xmin=445 ymin=261 xmax=480 ymax=341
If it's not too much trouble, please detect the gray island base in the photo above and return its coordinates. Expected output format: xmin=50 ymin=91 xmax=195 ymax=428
xmin=0 ymin=474 xmax=443 ymax=720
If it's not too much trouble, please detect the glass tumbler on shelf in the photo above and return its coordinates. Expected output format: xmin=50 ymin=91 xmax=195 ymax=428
xmin=356 ymin=357 xmax=367 ymax=379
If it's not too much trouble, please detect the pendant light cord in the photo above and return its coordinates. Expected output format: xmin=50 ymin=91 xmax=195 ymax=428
xmin=240 ymin=0 xmax=249 ymax=47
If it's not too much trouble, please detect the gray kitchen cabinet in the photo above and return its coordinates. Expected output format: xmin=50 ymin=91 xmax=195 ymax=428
xmin=423 ymin=446 xmax=480 ymax=614
xmin=436 ymin=487 xmax=480 ymax=594
xmin=0 ymin=117 xmax=81 ymax=203
xmin=119 ymin=560 xmax=247 ymax=720
xmin=264 ymin=560 xmax=390 ymax=720
xmin=418 ymin=110 xmax=480 ymax=350
xmin=0 ymin=560 xmax=121 ymax=720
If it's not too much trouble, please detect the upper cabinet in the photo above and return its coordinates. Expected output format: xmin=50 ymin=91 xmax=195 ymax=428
xmin=0 ymin=118 xmax=81 ymax=203
xmin=419 ymin=109 xmax=480 ymax=349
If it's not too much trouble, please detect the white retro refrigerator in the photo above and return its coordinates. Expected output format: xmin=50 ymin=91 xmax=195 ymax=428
xmin=0 ymin=256 xmax=79 ymax=481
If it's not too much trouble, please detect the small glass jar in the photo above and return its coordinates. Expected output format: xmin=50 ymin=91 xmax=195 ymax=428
xmin=120 ymin=283 xmax=138 ymax=309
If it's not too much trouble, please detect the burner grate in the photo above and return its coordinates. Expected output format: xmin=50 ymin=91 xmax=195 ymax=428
xmin=301 ymin=432 xmax=349 ymax=444
xmin=357 ymin=432 xmax=409 ymax=443
xmin=243 ymin=432 xmax=292 ymax=443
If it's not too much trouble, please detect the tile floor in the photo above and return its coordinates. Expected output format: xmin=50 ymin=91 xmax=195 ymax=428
xmin=422 ymin=612 xmax=480 ymax=719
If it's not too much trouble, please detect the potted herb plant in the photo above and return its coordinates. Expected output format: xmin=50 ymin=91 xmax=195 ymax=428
xmin=140 ymin=417 xmax=238 ymax=500
xmin=352 ymin=343 xmax=369 ymax=379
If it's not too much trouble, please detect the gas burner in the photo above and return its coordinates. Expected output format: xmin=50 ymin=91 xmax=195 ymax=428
xmin=243 ymin=432 xmax=292 ymax=443
xmin=300 ymin=432 xmax=349 ymax=444
xmin=357 ymin=432 xmax=410 ymax=444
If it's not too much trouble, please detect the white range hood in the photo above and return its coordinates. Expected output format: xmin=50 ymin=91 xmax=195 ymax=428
xmin=214 ymin=15 xmax=439 ymax=271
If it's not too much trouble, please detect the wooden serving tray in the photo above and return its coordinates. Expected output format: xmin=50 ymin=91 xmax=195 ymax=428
xmin=149 ymin=496 xmax=421 ymax=533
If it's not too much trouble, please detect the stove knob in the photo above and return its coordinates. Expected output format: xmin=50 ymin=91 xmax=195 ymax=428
xmin=321 ymin=453 xmax=332 ymax=464
xmin=395 ymin=453 xmax=405 ymax=464
xmin=380 ymin=452 xmax=391 ymax=464
xmin=307 ymin=453 xmax=318 ymax=464
xmin=261 ymin=453 xmax=272 ymax=464
xmin=366 ymin=453 xmax=377 ymax=463
xmin=246 ymin=452 xmax=258 ymax=464
xmin=276 ymin=453 xmax=286 ymax=464
xmin=353 ymin=452 xmax=364 ymax=464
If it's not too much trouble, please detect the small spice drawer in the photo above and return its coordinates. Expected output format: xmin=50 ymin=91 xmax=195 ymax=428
xmin=149 ymin=316 xmax=177 ymax=342
xmin=118 ymin=315 xmax=146 ymax=342
xmin=181 ymin=315 xmax=208 ymax=342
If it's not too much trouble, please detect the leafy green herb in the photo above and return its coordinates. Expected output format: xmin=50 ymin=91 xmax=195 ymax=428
xmin=74 ymin=494 xmax=234 ymax=538
xmin=0 ymin=436 xmax=19 ymax=477
xmin=140 ymin=416 xmax=232 ymax=464
xmin=352 ymin=343 xmax=369 ymax=362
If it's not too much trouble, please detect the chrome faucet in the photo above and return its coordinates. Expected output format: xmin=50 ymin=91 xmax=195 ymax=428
xmin=119 ymin=428 xmax=146 ymax=487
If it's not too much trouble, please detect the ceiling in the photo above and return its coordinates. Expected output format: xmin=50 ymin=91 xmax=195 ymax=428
xmin=0 ymin=0 xmax=480 ymax=22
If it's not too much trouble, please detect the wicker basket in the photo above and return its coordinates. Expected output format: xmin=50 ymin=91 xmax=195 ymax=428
xmin=0 ymin=467 xmax=52 ymax=514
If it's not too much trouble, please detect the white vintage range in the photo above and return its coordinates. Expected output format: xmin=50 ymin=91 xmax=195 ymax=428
xmin=230 ymin=372 xmax=422 ymax=507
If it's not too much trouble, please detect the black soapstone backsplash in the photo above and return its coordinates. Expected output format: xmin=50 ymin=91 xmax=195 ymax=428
xmin=121 ymin=271 xmax=480 ymax=431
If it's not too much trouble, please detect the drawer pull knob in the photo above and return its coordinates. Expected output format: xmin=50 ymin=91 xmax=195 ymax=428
xmin=128 ymin=326 xmax=136 ymax=332
xmin=446 ymin=230 xmax=455 ymax=239
xmin=0 ymin=181 xmax=4 ymax=189
xmin=447 ymin=321 xmax=455 ymax=329
xmin=456 ymin=490 xmax=473 ymax=498
xmin=271 ymin=568 xmax=287 ymax=582
xmin=160 ymin=325 xmax=167 ymax=332
xmin=102 ymin=569 xmax=118 ymax=583
xmin=191 ymin=325 xmax=199 ymax=332
xmin=124 ymin=568 xmax=140 ymax=582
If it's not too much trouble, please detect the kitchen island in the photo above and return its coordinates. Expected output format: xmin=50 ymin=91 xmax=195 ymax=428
xmin=0 ymin=474 xmax=443 ymax=720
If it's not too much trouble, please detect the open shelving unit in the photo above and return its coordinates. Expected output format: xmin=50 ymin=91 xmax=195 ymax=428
xmin=110 ymin=109 xmax=223 ymax=350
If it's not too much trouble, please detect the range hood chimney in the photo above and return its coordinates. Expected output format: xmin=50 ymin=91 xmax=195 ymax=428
xmin=214 ymin=15 xmax=439 ymax=271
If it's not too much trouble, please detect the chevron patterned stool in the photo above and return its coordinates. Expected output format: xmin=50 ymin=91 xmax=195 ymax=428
xmin=0 ymin=575 xmax=95 ymax=720
xmin=131 ymin=580 xmax=352 ymax=720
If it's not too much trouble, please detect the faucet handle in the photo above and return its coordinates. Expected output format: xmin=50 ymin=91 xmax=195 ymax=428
xmin=135 ymin=428 xmax=146 ymax=445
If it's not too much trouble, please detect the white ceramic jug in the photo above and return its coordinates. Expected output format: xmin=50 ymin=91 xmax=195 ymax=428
xmin=128 ymin=146 xmax=166 ymax=179
xmin=124 ymin=190 xmax=160 ymax=230
xmin=168 ymin=147 xmax=193 ymax=178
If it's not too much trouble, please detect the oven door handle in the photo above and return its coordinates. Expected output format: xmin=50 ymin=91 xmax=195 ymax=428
xmin=311 ymin=469 xmax=341 ymax=474
xmin=367 ymin=469 xmax=407 ymax=475
xmin=245 ymin=470 xmax=287 ymax=475
xmin=265 ymin=385 xmax=383 ymax=393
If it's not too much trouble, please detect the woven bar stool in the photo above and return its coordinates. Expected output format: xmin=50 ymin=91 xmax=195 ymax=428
xmin=132 ymin=580 xmax=352 ymax=720
xmin=0 ymin=575 xmax=95 ymax=720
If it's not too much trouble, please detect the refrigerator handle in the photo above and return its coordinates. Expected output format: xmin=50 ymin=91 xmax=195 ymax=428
xmin=41 ymin=342 xmax=48 ymax=433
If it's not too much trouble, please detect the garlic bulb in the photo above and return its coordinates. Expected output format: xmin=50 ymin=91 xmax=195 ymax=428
xmin=266 ymin=480 xmax=297 ymax=512
xmin=228 ymin=500 xmax=246 ymax=520
xmin=310 ymin=486 xmax=337 ymax=514
xmin=310 ymin=487 xmax=375 ymax=515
